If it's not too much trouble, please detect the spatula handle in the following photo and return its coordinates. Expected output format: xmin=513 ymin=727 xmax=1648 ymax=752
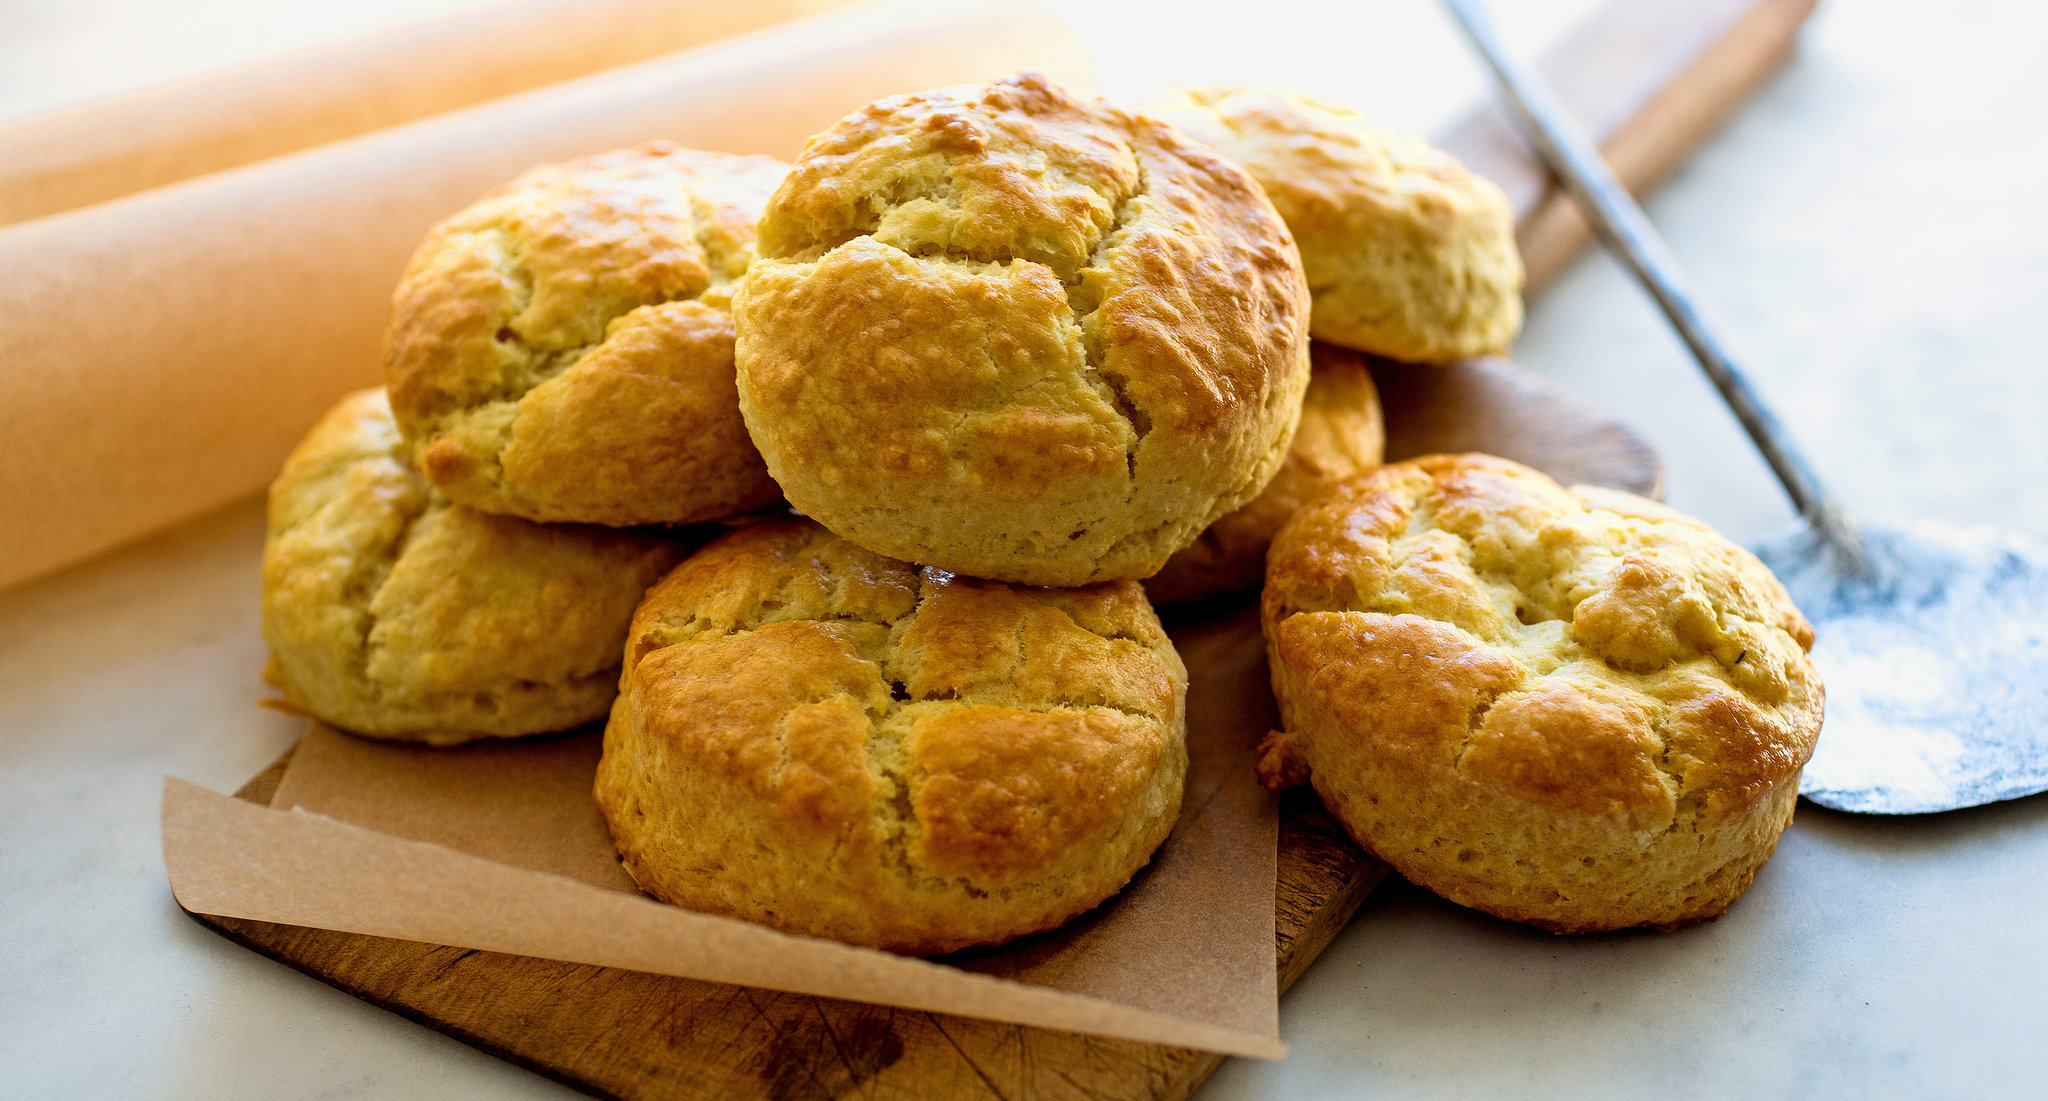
xmin=1441 ymin=0 xmax=1865 ymax=567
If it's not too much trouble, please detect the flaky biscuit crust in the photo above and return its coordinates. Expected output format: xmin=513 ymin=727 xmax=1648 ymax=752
xmin=261 ymin=389 xmax=679 ymax=743
xmin=1259 ymin=455 xmax=1822 ymax=931
xmin=1146 ymin=343 xmax=1383 ymax=605
xmin=733 ymin=72 xmax=1311 ymax=586
xmin=385 ymin=143 xmax=787 ymax=526
xmin=595 ymin=520 xmax=1189 ymax=955
xmin=1152 ymin=89 xmax=1523 ymax=365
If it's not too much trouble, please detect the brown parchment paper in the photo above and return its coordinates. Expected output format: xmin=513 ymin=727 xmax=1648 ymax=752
xmin=0 ymin=0 xmax=1090 ymax=595
xmin=164 ymin=607 xmax=1284 ymax=1057
xmin=0 ymin=0 xmax=852 ymax=226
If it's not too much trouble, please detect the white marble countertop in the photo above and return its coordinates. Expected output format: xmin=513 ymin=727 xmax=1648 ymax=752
xmin=4 ymin=1 xmax=2046 ymax=1097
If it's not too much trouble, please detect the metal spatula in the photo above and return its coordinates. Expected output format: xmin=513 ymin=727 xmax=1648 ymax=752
xmin=1443 ymin=0 xmax=2048 ymax=813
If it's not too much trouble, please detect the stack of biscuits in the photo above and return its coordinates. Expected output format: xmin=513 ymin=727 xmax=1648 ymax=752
xmin=261 ymin=72 xmax=1822 ymax=953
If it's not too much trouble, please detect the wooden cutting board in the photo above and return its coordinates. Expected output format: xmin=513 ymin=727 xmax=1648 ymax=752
xmin=184 ymin=0 xmax=1815 ymax=1096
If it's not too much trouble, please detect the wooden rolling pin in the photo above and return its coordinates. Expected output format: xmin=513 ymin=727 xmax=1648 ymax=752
xmin=0 ymin=0 xmax=851 ymax=227
xmin=0 ymin=0 xmax=1088 ymax=593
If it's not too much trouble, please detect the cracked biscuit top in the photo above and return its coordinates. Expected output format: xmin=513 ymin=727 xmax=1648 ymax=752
xmin=733 ymin=71 xmax=1311 ymax=586
xmin=595 ymin=519 xmax=1188 ymax=954
xmin=261 ymin=389 xmax=680 ymax=743
xmin=1259 ymin=454 xmax=1822 ymax=931
xmin=384 ymin=143 xmax=788 ymax=526
xmin=1150 ymin=88 xmax=1523 ymax=365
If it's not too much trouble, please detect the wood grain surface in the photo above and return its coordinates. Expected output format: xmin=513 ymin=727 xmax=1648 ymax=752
xmin=182 ymin=0 xmax=1813 ymax=1095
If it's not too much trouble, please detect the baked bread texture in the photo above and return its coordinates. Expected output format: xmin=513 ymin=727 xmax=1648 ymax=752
xmin=262 ymin=389 xmax=681 ymax=744
xmin=1146 ymin=342 xmax=1383 ymax=605
xmin=595 ymin=519 xmax=1189 ymax=955
xmin=733 ymin=71 xmax=1312 ymax=586
xmin=1259 ymin=454 xmax=1822 ymax=932
xmin=385 ymin=142 xmax=787 ymax=526
xmin=1149 ymin=88 xmax=1522 ymax=365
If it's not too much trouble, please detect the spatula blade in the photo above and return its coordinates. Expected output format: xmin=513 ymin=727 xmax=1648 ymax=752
xmin=1757 ymin=522 xmax=2048 ymax=814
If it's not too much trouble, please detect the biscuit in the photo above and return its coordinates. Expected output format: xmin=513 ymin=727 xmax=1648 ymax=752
xmin=385 ymin=143 xmax=787 ymax=526
xmin=1146 ymin=342 xmax=1383 ymax=605
xmin=733 ymin=72 xmax=1311 ymax=586
xmin=594 ymin=519 xmax=1188 ymax=955
xmin=1150 ymin=89 xmax=1522 ymax=364
xmin=261 ymin=389 xmax=681 ymax=743
xmin=1259 ymin=454 xmax=1822 ymax=932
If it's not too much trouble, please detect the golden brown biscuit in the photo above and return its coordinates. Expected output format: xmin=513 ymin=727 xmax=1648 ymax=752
xmin=733 ymin=72 xmax=1311 ymax=586
xmin=1150 ymin=89 xmax=1523 ymax=364
xmin=595 ymin=519 xmax=1188 ymax=955
xmin=262 ymin=389 xmax=680 ymax=743
xmin=385 ymin=143 xmax=787 ymax=526
xmin=1259 ymin=454 xmax=1822 ymax=932
xmin=1146 ymin=343 xmax=1383 ymax=605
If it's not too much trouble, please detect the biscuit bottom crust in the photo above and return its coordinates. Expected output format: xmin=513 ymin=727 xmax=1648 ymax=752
xmin=1259 ymin=455 xmax=1822 ymax=932
xmin=596 ymin=521 xmax=1189 ymax=954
